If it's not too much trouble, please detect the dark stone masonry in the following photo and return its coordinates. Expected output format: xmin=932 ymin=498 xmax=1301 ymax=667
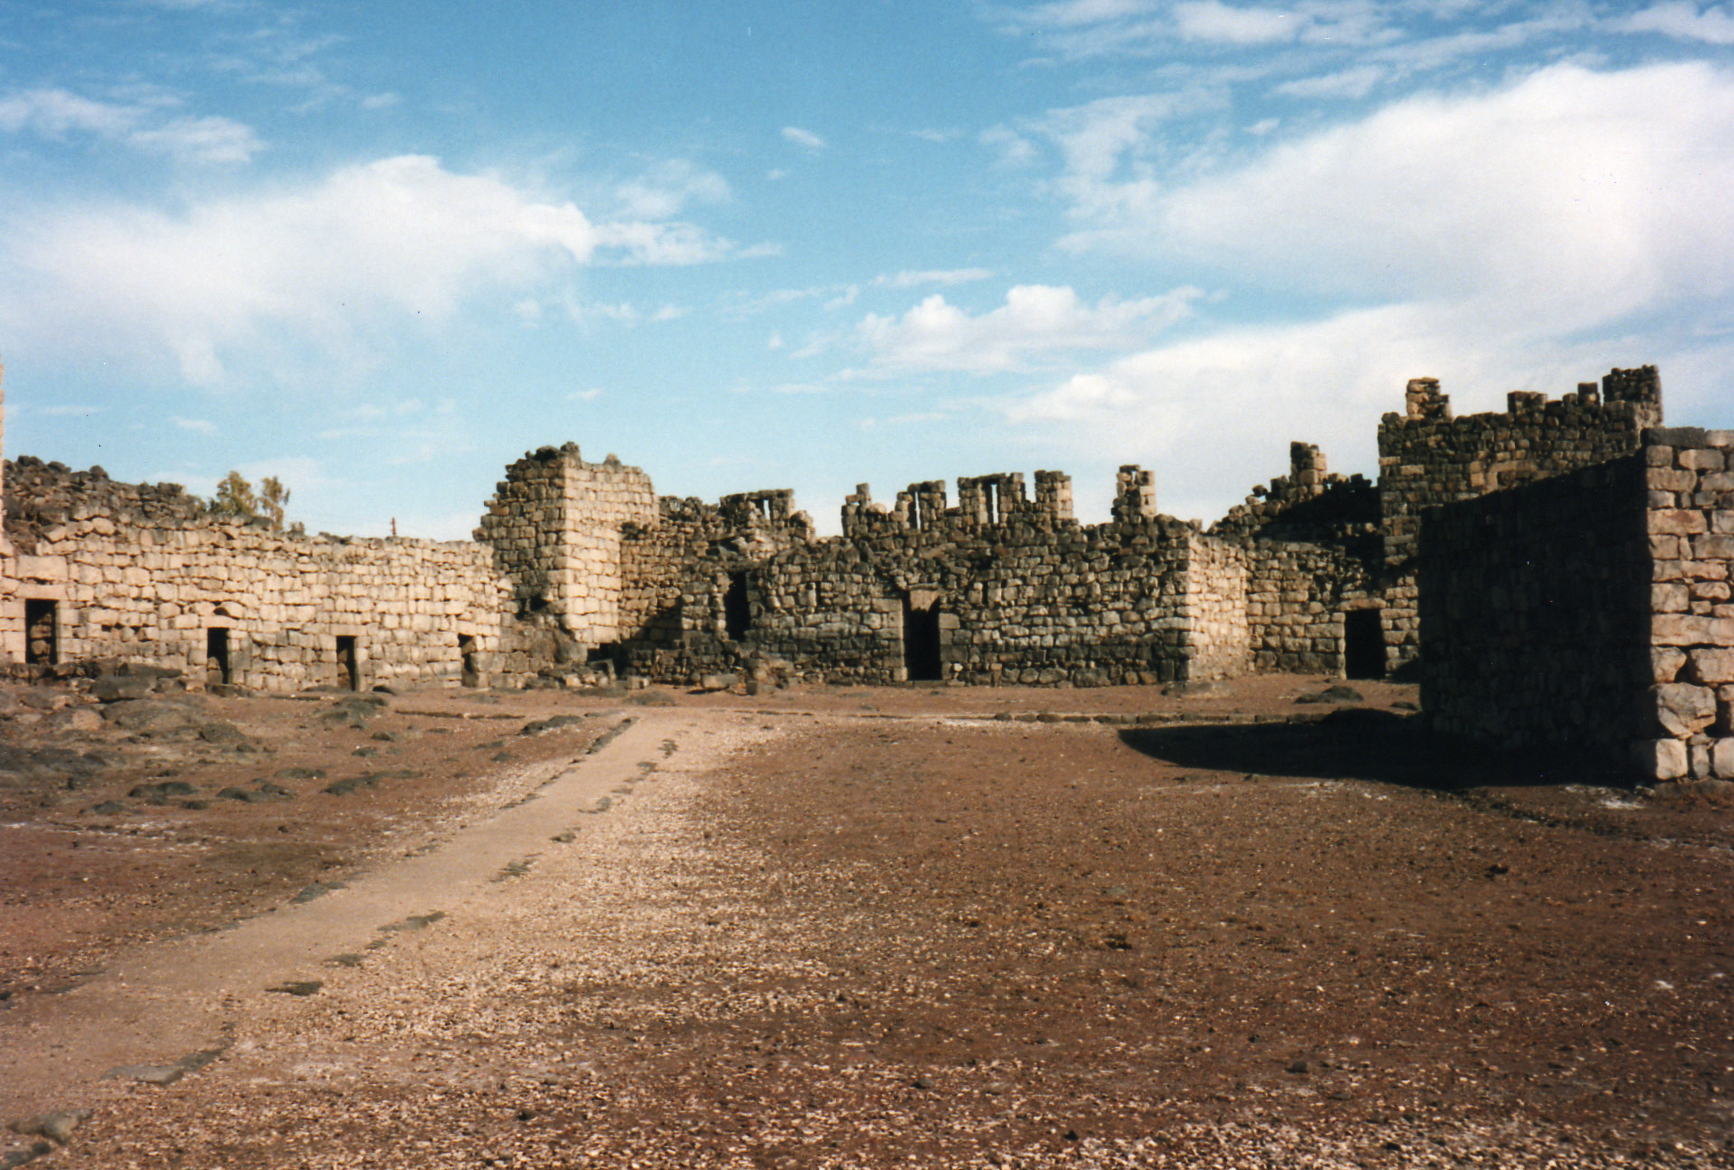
xmin=3 ymin=362 xmax=1730 ymax=783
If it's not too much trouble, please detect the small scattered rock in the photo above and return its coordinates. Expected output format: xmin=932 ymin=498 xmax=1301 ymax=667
xmin=266 ymin=980 xmax=324 ymax=997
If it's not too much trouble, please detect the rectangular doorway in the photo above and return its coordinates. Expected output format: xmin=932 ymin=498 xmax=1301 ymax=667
xmin=1343 ymin=608 xmax=1385 ymax=680
xmin=336 ymin=635 xmax=359 ymax=691
xmin=206 ymin=627 xmax=232 ymax=686
xmin=24 ymin=600 xmax=57 ymax=665
xmin=901 ymin=593 xmax=943 ymax=682
xmin=723 ymin=571 xmax=751 ymax=641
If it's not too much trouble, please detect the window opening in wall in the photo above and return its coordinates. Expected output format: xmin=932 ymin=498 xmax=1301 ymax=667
xmin=756 ymin=498 xmax=772 ymax=522
xmin=24 ymin=600 xmax=57 ymax=666
xmin=206 ymin=627 xmax=232 ymax=686
xmin=723 ymin=572 xmax=752 ymax=642
xmin=902 ymin=593 xmax=943 ymax=682
xmin=458 ymin=633 xmax=479 ymax=688
xmin=984 ymin=481 xmax=999 ymax=525
xmin=1343 ymin=609 xmax=1385 ymax=680
xmin=336 ymin=635 xmax=359 ymax=691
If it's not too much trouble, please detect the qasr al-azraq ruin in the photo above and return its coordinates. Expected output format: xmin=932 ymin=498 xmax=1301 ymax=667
xmin=1 ymin=364 xmax=1731 ymax=785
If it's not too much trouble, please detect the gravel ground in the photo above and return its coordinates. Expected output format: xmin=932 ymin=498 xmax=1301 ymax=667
xmin=3 ymin=676 xmax=1733 ymax=1168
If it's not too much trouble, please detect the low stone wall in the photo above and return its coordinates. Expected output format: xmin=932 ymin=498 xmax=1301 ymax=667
xmin=5 ymin=460 xmax=513 ymax=692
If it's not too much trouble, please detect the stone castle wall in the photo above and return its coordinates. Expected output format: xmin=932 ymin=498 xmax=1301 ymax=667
xmin=1419 ymin=455 xmax=1649 ymax=755
xmin=3 ymin=459 xmax=512 ymax=691
xmin=658 ymin=466 xmax=1247 ymax=687
xmin=1377 ymin=367 xmax=1662 ymax=672
xmin=1418 ymin=428 xmax=1734 ymax=780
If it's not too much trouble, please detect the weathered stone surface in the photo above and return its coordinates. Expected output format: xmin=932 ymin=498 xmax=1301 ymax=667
xmin=1685 ymin=648 xmax=1734 ymax=685
xmin=1652 ymin=683 xmax=1718 ymax=737
xmin=1651 ymin=647 xmax=1688 ymax=683
xmin=1634 ymin=737 xmax=1690 ymax=781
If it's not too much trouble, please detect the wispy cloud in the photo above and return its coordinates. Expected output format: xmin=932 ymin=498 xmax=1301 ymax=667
xmin=856 ymin=283 xmax=1202 ymax=374
xmin=1272 ymin=64 xmax=1386 ymax=100
xmin=0 ymin=155 xmax=744 ymax=383
xmin=1615 ymin=2 xmax=1734 ymax=45
xmin=872 ymin=268 xmax=996 ymax=288
xmin=171 ymin=416 xmax=219 ymax=435
xmin=1172 ymin=1 xmax=1301 ymax=45
xmin=781 ymin=125 xmax=827 ymax=150
xmin=0 ymin=88 xmax=262 ymax=163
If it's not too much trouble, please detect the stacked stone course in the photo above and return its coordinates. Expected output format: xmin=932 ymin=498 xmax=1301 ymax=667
xmin=1640 ymin=428 xmax=1734 ymax=779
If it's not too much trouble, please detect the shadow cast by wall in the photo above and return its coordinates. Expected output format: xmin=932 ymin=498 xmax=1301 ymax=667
xmin=1119 ymin=708 xmax=1624 ymax=792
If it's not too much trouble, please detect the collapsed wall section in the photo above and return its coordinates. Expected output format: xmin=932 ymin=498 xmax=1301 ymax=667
xmin=3 ymin=458 xmax=512 ymax=690
xmin=473 ymin=443 xmax=657 ymax=647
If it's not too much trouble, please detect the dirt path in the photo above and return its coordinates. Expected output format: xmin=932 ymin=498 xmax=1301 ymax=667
xmin=0 ymin=707 xmax=724 ymax=1122
xmin=5 ymin=686 xmax=1734 ymax=1167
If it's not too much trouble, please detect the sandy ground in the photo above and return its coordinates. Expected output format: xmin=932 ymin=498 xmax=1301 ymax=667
xmin=2 ymin=674 xmax=1732 ymax=1167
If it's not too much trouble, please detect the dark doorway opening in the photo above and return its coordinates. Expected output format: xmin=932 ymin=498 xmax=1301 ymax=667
xmin=1344 ymin=609 xmax=1385 ymax=680
xmin=587 ymin=642 xmax=620 ymax=678
xmin=458 ymin=633 xmax=479 ymax=687
xmin=902 ymin=594 xmax=943 ymax=682
xmin=723 ymin=572 xmax=751 ymax=641
xmin=336 ymin=635 xmax=359 ymax=691
xmin=24 ymin=600 xmax=57 ymax=665
xmin=207 ymin=627 xmax=231 ymax=686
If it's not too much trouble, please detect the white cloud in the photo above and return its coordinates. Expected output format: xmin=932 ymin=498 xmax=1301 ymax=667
xmin=873 ymin=268 xmax=996 ymax=289
xmin=1001 ymin=62 xmax=1734 ymax=522
xmin=1066 ymin=63 xmax=1734 ymax=331
xmin=1615 ymin=2 xmax=1734 ymax=44
xmin=857 ymin=283 xmax=1202 ymax=374
xmin=613 ymin=159 xmax=731 ymax=220
xmin=1172 ymin=2 xmax=1300 ymax=44
xmin=1273 ymin=64 xmax=1386 ymax=99
xmin=127 ymin=114 xmax=262 ymax=163
xmin=781 ymin=125 xmax=827 ymax=151
xmin=567 ymin=388 xmax=604 ymax=402
xmin=0 ymin=155 xmax=742 ymax=382
xmin=0 ymin=89 xmax=136 ymax=137
xmin=1023 ymin=91 xmax=1213 ymax=221
xmin=171 ymin=416 xmax=219 ymax=435
xmin=0 ymin=88 xmax=262 ymax=163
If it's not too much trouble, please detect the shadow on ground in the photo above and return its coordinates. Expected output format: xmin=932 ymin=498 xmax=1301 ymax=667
xmin=1120 ymin=708 xmax=1624 ymax=792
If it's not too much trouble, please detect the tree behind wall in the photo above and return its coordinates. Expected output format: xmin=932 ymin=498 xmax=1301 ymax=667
xmin=207 ymin=471 xmax=297 ymax=534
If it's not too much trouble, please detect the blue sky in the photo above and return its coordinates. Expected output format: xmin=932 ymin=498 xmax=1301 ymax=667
xmin=3 ymin=1 xmax=1733 ymax=537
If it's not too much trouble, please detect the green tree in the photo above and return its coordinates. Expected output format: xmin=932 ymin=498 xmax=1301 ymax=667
xmin=207 ymin=471 xmax=295 ymax=533
xmin=208 ymin=470 xmax=258 ymax=521
xmin=259 ymin=475 xmax=291 ymax=532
